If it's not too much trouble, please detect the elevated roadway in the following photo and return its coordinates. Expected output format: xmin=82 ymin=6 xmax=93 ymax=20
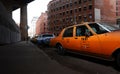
xmin=0 ymin=0 xmax=34 ymax=44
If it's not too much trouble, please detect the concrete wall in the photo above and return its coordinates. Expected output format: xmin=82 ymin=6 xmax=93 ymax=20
xmin=0 ymin=1 xmax=21 ymax=44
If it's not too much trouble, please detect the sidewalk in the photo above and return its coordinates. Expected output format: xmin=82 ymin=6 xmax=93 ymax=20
xmin=0 ymin=41 xmax=81 ymax=74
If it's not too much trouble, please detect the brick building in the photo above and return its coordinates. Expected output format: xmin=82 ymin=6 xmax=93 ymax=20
xmin=116 ymin=0 xmax=120 ymax=24
xmin=47 ymin=0 xmax=117 ymax=35
xmin=95 ymin=0 xmax=116 ymax=23
xmin=36 ymin=12 xmax=49 ymax=35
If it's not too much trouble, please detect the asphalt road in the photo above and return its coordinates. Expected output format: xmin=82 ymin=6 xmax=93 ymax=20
xmin=0 ymin=42 xmax=81 ymax=74
xmin=38 ymin=45 xmax=120 ymax=74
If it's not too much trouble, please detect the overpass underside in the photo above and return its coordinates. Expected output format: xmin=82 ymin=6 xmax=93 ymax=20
xmin=0 ymin=0 xmax=34 ymax=44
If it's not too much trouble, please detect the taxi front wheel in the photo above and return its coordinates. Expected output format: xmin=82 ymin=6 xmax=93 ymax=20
xmin=56 ymin=44 xmax=65 ymax=55
xmin=115 ymin=52 xmax=120 ymax=69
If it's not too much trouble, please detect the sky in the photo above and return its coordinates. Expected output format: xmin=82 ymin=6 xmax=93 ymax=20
xmin=12 ymin=0 xmax=51 ymax=36
xmin=27 ymin=0 xmax=51 ymax=25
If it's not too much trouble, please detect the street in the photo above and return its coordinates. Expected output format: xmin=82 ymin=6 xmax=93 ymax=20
xmin=38 ymin=45 xmax=120 ymax=74
xmin=0 ymin=42 xmax=81 ymax=74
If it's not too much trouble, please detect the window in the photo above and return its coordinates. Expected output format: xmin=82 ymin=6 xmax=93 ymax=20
xmin=74 ymin=1 xmax=77 ymax=5
xmin=79 ymin=8 xmax=82 ymax=12
xmin=84 ymin=0 xmax=87 ymax=2
xmin=89 ymin=14 xmax=92 ymax=18
xmin=75 ymin=9 xmax=78 ymax=13
xmin=116 ymin=7 xmax=118 ymax=10
xmin=66 ymin=11 xmax=69 ymax=14
xmin=60 ymin=13 xmax=62 ymax=16
xmin=116 ymin=12 xmax=118 ymax=16
xmin=66 ymin=4 xmax=69 ymax=8
xmin=79 ymin=15 xmax=82 ymax=20
xmin=89 ymin=5 xmax=92 ymax=10
xmin=63 ymin=19 xmax=65 ymax=22
xmin=76 ymin=26 xmax=82 ymax=36
xmin=76 ymin=25 xmax=91 ymax=36
xmin=63 ymin=12 xmax=65 ymax=15
xmin=79 ymin=0 xmax=82 ymax=4
xmin=89 ymin=23 xmax=108 ymax=34
xmin=116 ymin=2 xmax=118 ymax=5
xmin=70 ymin=10 xmax=73 ymax=14
xmin=84 ymin=16 xmax=87 ymax=22
xmin=63 ymin=5 xmax=65 ymax=9
xmin=66 ymin=18 xmax=69 ymax=22
xmin=70 ymin=3 xmax=73 ymax=7
xmin=63 ymin=27 xmax=73 ymax=37
xmin=42 ymin=34 xmax=54 ymax=37
xmin=84 ymin=6 xmax=87 ymax=11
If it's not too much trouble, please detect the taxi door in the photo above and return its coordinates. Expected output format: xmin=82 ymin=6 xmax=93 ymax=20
xmin=62 ymin=27 xmax=74 ymax=50
xmin=62 ymin=26 xmax=81 ymax=51
xmin=80 ymin=25 xmax=101 ymax=56
xmin=81 ymin=35 xmax=101 ymax=55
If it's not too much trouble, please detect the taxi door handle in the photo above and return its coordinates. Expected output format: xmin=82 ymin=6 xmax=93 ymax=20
xmin=81 ymin=38 xmax=85 ymax=40
xmin=81 ymin=38 xmax=87 ymax=40
xmin=75 ymin=38 xmax=78 ymax=39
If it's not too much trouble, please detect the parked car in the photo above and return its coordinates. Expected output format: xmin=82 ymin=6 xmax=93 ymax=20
xmin=37 ymin=33 xmax=55 ymax=45
xmin=30 ymin=36 xmax=38 ymax=43
xmin=50 ymin=22 xmax=120 ymax=67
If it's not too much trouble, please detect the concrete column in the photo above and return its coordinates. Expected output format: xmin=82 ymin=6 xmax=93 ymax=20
xmin=20 ymin=4 xmax=28 ymax=41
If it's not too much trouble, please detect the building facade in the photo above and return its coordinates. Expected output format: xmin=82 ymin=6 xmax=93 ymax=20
xmin=36 ymin=12 xmax=49 ymax=35
xmin=95 ymin=0 xmax=116 ymax=23
xmin=47 ymin=0 xmax=117 ymax=35
xmin=116 ymin=0 xmax=120 ymax=24
xmin=29 ymin=17 xmax=38 ymax=37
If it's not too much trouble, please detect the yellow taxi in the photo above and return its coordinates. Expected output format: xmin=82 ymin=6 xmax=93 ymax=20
xmin=50 ymin=22 xmax=120 ymax=67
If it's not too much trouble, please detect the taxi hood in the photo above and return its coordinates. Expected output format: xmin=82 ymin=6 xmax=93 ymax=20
xmin=108 ymin=30 xmax=120 ymax=38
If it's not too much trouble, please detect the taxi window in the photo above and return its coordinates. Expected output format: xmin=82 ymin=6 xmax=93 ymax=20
xmin=89 ymin=23 xmax=108 ymax=34
xmin=76 ymin=26 xmax=88 ymax=36
xmin=63 ymin=27 xmax=73 ymax=37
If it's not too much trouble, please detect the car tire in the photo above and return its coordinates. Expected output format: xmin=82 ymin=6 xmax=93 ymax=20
xmin=56 ymin=44 xmax=65 ymax=55
xmin=115 ymin=52 xmax=120 ymax=69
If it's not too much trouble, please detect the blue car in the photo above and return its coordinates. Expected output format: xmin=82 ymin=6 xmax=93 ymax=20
xmin=37 ymin=33 xmax=55 ymax=45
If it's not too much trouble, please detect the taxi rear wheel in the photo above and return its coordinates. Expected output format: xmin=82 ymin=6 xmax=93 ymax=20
xmin=56 ymin=44 xmax=65 ymax=55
